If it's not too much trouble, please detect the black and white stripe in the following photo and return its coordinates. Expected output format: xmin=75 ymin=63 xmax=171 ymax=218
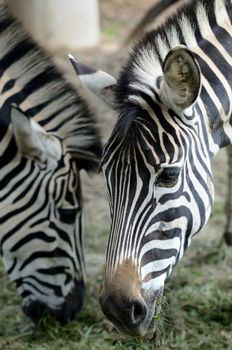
xmin=0 ymin=4 xmax=102 ymax=323
xmin=98 ymin=0 xmax=232 ymax=335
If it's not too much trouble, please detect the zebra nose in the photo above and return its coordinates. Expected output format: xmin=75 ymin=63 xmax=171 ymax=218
xmin=99 ymin=292 xmax=149 ymax=335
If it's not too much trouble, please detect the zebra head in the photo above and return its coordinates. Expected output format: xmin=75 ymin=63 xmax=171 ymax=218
xmin=69 ymin=44 xmax=216 ymax=336
xmin=1 ymin=105 xmax=101 ymax=324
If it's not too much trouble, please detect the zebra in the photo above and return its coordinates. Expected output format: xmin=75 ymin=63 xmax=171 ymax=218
xmin=0 ymin=4 xmax=102 ymax=324
xmin=70 ymin=0 xmax=232 ymax=337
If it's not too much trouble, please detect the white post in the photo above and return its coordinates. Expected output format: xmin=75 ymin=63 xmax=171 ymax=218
xmin=8 ymin=0 xmax=100 ymax=50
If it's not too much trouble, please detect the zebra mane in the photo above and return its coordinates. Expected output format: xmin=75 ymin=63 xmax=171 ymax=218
xmin=0 ymin=4 xmax=102 ymax=168
xmin=115 ymin=0 xmax=230 ymax=138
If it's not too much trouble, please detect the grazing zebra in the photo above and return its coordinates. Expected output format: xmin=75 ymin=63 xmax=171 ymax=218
xmin=0 ymin=4 xmax=102 ymax=323
xmin=70 ymin=0 xmax=232 ymax=337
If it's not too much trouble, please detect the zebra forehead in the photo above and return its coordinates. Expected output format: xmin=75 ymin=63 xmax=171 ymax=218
xmin=104 ymin=110 xmax=183 ymax=169
xmin=108 ymin=106 xmax=158 ymax=147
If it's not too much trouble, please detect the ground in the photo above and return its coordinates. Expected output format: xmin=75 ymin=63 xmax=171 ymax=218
xmin=0 ymin=0 xmax=232 ymax=349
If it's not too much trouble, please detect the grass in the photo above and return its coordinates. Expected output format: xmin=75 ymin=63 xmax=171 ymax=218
xmin=0 ymin=200 xmax=232 ymax=350
xmin=163 ymin=245 xmax=232 ymax=349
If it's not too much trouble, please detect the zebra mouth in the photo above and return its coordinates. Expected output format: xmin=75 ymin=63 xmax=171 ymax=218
xmin=22 ymin=280 xmax=85 ymax=324
xmin=99 ymin=287 xmax=164 ymax=337
xmin=22 ymin=300 xmax=78 ymax=324
xmin=22 ymin=299 xmax=46 ymax=324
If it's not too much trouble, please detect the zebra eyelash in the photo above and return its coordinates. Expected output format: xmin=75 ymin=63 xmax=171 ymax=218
xmin=155 ymin=166 xmax=180 ymax=187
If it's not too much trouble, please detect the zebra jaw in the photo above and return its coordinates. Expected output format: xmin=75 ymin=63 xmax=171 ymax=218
xmin=11 ymin=105 xmax=62 ymax=170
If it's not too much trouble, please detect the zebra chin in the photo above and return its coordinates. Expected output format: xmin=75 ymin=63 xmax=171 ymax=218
xmin=22 ymin=280 xmax=85 ymax=324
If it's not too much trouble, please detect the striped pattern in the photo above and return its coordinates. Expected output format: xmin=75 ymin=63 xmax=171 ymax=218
xmin=102 ymin=0 xmax=232 ymax=293
xmin=0 ymin=4 xmax=101 ymax=321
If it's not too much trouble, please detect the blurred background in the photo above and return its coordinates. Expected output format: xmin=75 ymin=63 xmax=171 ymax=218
xmin=8 ymin=0 xmax=101 ymax=50
xmin=1 ymin=1 xmax=231 ymax=349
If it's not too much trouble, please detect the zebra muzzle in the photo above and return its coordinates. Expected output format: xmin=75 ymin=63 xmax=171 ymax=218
xmin=22 ymin=280 xmax=85 ymax=324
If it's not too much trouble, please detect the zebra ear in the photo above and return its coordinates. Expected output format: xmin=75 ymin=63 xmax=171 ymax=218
xmin=161 ymin=46 xmax=201 ymax=113
xmin=68 ymin=54 xmax=117 ymax=109
xmin=11 ymin=105 xmax=62 ymax=169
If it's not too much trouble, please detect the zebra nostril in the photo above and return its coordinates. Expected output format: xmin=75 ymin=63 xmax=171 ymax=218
xmin=131 ymin=299 xmax=148 ymax=325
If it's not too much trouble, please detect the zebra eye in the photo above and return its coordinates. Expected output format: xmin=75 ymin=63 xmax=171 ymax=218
xmin=156 ymin=167 xmax=180 ymax=188
xmin=58 ymin=208 xmax=79 ymax=224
